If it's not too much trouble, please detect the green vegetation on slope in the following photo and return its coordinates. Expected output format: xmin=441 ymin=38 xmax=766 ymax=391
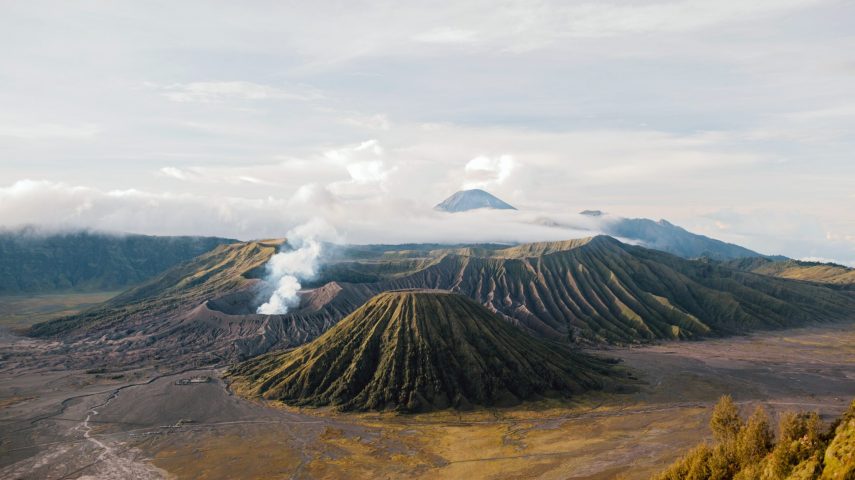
xmin=0 ymin=291 xmax=121 ymax=331
xmin=0 ymin=228 xmax=233 ymax=294
xmin=655 ymin=396 xmax=855 ymax=480
xmin=376 ymin=236 xmax=855 ymax=343
xmin=228 ymin=290 xmax=616 ymax=413
xmin=727 ymin=257 xmax=855 ymax=289
xmin=823 ymin=404 xmax=855 ymax=479
xmin=28 ymin=235 xmax=855 ymax=358
xmin=28 ymin=239 xmax=280 ymax=337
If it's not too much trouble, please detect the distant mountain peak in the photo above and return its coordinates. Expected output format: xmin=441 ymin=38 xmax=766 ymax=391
xmin=434 ymin=189 xmax=516 ymax=212
xmin=603 ymin=216 xmax=764 ymax=260
xmin=579 ymin=210 xmax=605 ymax=217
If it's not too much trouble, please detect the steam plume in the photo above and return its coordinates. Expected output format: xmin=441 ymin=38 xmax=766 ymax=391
xmin=256 ymin=220 xmax=336 ymax=315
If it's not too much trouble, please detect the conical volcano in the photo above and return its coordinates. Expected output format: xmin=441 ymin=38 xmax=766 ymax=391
xmin=434 ymin=189 xmax=516 ymax=212
xmin=228 ymin=290 xmax=613 ymax=412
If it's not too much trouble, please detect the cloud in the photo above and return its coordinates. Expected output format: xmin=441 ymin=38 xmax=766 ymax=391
xmin=159 ymin=167 xmax=199 ymax=181
xmin=288 ymin=183 xmax=337 ymax=209
xmin=801 ymin=256 xmax=855 ymax=268
xmin=0 ymin=178 xmax=599 ymax=244
xmin=323 ymin=139 xmax=385 ymax=164
xmin=0 ymin=123 xmax=101 ymax=140
xmin=346 ymin=160 xmax=388 ymax=184
xmin=543 ymin=0 xmax=824 ymax=39
xmin=462 ymin=155 xmax=515 ymax=190
xmin=237 ymin=175 xmax=270 ymax=185
xmin=413 ymin=28 xmax=478 ymax=44
xmin=322 ymin=140 xmax=397 ymax=197
xmin=0 ymin=179 xmax=288 ymax=238
xmin=1 ymin=1 xmax=853 ymax=264
xmin=686 ymin=209 xmax=855 ymax=265
xmin=3 ymin=175 xmax=853 ymax=267
xmin=339 ymin=113 xmax=391 ymax=130
xmin=156 ymin=81 xmax=323 ymax=103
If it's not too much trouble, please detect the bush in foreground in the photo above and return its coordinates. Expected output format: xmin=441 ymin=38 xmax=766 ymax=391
xmin=654 ymin=396 xmax=855 ymax=480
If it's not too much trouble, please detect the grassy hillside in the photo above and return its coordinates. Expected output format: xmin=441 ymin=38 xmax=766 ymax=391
xmin=0 ymin=228 xmax=233 ymax=294
xmin=373 ymin=236 xmax=855 ymax=343
xmin=655 ymin=396 xmax=855 ymax=480
xmin=0 ymin=291 xmax=121 ymax=332
xmin=28 ymin=239 xmax=280 ymax=337
xmin=228 ymin=290 xmax=615 ymax=412
xmin=28 ymin=236 xmax=855 ymax=368
xmin=727 ymin=257 xmax=855 ymax=289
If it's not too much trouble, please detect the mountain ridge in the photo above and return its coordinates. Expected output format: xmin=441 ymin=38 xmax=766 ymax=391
xmin=28 ymin=234 xmax=855 ymax=370
xmin=725 ymin=256 xmax=855 ymax=289
xmin=602 ymin=217 xmax=768 ymax=260
xmin=0 ymin=228 xmax=234 ymax=294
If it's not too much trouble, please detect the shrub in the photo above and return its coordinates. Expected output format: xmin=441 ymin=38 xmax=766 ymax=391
xmin=653 ymin=395 xmax=855 ymax=480
xmin=712 ymin=395 xmax=744 ymax=444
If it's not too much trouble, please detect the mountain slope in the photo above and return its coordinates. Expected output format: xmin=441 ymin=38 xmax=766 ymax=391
xmin=434 ymin=189 xmax=516 ymax=212
xmin=29 ymin=239 xmax=278 ymax=337
xmin=726 ymin=257 xmax=855 ymax=288
xmin=602 ymin=217 xmax=765 ymax=260
xmin=228 ymin=290 xmax=613 ymax=412
xmin=0 ymin=228 xmax=233 ymax=294
xmin=364 ymin=236 xmax=854 ymax=343
xmin=31 ymin=236 xmax=855 ymax=368
xmin=27 ymin=238 xmax=371 ymax=367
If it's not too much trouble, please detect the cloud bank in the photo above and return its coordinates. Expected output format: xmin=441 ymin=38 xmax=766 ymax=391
xmin=1 ymin=1 xmax=853 ymax=264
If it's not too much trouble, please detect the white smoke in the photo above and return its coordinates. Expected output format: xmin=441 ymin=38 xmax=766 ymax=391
xmin=256 ymin=219 xmax=338 ymax=315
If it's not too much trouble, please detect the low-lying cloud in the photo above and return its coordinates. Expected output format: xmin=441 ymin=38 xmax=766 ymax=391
xmin=3 ymin=172 xmax=854 ymax=266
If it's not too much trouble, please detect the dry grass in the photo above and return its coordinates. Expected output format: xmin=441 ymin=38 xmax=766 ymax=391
xmin=141 ymin=325 xmax=855 ymax=479
xmin=145 ymin=396 xmax=710 ymax=480
xmin=149 ymin=428 xmax=303 ymax=480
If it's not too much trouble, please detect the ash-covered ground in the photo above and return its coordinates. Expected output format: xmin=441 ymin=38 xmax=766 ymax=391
xmin=2 ymin=323 xmax=855 ymax=479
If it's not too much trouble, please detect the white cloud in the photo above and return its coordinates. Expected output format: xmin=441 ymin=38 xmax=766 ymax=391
xmin=2 ymin=175 xmax=853 ymax=265
xmin=686 ymin=209 xmax=855 ymax=264
xmin=0 ymin=178 xmax=595 ymax=243
xmin=0 ymin=179 xmax=291 ymax=238
xmin=547 ymin=0 xmax=824 ymax=39
xmin=288 ymin=183 xmax=337 ymax=209
xmin=159 ymin=167 xmax=196 ymax=181
xmin=339 ymin=113 xmax=391 ymax=130
xmin=346 ymin=160 xmax=387 ymax=184
xmin=320 ymin=140 xmax=397 ymax=197
xmin=462 ymin=155 xmax=516 ymax=190
xmin=237 ymin=175 xmax=270 ymax=185
xmin=0 ymin=123 xmax=101 ymax=140
xmin=799 ymin=256 xmax=842 ymax=265
xmin=156 ymin=81 xmax=323 ymax=103
xmin=413 ymin=28 xmax=478 ymax=44
xmin=1 ymin=1 xmax=853 ymax=263
xmin=323 ymin=139 xmax=385 ymax=164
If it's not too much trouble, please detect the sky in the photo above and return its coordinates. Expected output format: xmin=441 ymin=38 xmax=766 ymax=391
xmin=1 ymin=0 xmax=854 ymax=264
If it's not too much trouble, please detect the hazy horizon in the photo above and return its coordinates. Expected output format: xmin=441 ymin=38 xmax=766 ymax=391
xmin=2 ymin=1 xmax=854 ymax=264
